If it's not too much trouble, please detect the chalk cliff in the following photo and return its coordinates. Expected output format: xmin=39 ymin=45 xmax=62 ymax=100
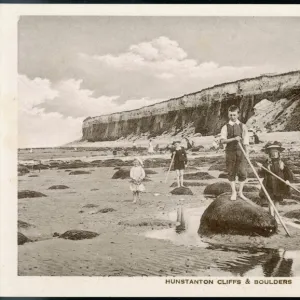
xmin=82 ymin=71 xmax=300 ymax=142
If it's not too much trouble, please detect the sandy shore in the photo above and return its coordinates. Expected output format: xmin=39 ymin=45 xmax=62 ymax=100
xmin=18 ymin=147 xmax=300 ymax=276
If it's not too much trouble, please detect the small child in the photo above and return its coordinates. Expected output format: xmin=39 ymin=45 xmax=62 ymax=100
xmin=220 ymin=105 xmax=250 ymax=201
xmin=258 ymin=141 xmax=294 ymax=217
xmin=172 ymin=141 xmax=188 ymax=187
xmin=130 ymin=157 xmax=146 ymax=204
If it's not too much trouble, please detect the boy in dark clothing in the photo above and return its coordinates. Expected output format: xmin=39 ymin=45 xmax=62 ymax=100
xmin=220 ymin=105 xmax=250 ymax=201
xmin=172 ymin=141 xmax=188 ymax=187
xmin=258 ymin=141 xmax=294 ymax=217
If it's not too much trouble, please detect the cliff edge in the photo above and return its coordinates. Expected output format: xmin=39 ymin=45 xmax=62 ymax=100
xmin=82 ymin=71 xmax=300 ymax=142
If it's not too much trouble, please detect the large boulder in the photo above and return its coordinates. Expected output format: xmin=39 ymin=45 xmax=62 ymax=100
xmin=198 ymin=194 xmax=277 ymax=237
xmin=204 ymin=182 xmax=259 ymax=197
xmin=170 ymin=181 xmax=207 ymax=187
xmin=18 ymin=232 xmax=32 ymax=245
xmin=184 ymin=172 xmax=215 ymax=180
xmin=170 ymin=187 xmax=193 ymax=195
xmin=59 ymin=230 xmax=99 ymax=240
xmin=18 ymin=165 xmax=30 ymax=176
xmin=18 ymin=190 xmax=47 ymax=199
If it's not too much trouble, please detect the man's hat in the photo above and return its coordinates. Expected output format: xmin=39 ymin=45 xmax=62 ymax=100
xmin=262 ymin=141 xmax=285 ymax=153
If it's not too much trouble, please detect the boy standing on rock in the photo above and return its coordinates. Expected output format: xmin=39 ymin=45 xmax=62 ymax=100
xmin=220 ymin=105 xmax=249 ymax=201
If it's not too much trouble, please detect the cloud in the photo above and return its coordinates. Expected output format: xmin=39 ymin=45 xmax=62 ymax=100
xmin=81 ymin=36 xmax=255 ymax=81
xmin=18 ymin=75 xmax=166 ymax=147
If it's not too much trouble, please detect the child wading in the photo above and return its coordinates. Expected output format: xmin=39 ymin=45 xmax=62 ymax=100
xmin=258 ymin=141 xmax=293 ymax=217
xmin=130 ymin=157 xmax=146 ymax=204
xmin=172 ymin=141 xmax=188 ymax=187
xmin=220 ymin=105 xmax=249 ymax=201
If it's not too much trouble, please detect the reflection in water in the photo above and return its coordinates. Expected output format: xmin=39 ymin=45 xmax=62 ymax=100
xmin=145 ymin=207 xmax=300 ymax=277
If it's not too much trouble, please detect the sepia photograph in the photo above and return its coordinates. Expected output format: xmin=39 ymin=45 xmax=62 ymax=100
xmin=16 ymin=14 xmax=300 ymax=279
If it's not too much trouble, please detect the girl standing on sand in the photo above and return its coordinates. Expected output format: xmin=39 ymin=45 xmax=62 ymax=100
xmin=130 ymin=157 xmax=146 ymax=204
xmin=148 ymin=139 xmax=154 ymax=154
xmin=172 ymin=141 xmax=188 ymax=187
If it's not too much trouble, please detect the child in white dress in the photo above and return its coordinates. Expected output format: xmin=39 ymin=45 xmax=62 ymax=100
xmin=130 ymin=157 xmax=146 ymax=204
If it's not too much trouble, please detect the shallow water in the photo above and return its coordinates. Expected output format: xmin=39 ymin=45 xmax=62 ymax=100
xmin=144 ymin=207 xmax=300 ymax=277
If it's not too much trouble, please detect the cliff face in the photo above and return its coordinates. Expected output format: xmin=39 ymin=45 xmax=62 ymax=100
xmin=82 ymin=71 xmax=300 ymax=141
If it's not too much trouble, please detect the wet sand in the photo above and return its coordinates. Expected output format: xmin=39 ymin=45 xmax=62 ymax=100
xmin=18 ymin=148 xmax=300 ymax=277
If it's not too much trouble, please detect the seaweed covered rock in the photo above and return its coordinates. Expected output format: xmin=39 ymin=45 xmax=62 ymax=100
xmin=218 ymin=173 xmax=228 ymax=179
xmin=18 ymin=165 xmax=30 ymax=176
xmin=170 ymin=187 xmax=193 ymax=195
xmin=48 ymin=185 xmax=69 ymax=190
xmin=198 ymin=194 xmax=277 ymax=237
xmin=170 ymin=181 xmax=207 ymax=188
xmin=118 ymin=219 xmax=175 ymax=227
xmin=144 ymin=169 xmax=158 ymax=175
xmin=97 ymin=207 xmax=116 ymax=213
xmin=18 ymin=190 xmax=47 ymax=199
xmin=18 ymin=220 xmax=35 ymax=229
xmin=59 ymin=230 xmax=99 ymax=240
xmin=143 ymin=158 xmax=170 ymax=168
xmin=112 ymin=168 xmax=130 ymax=179
xmin=204 ymin=182 xmax=231 ymax=196
xmin=184 ymin=172 xmax=215 ymax=180
xmin=284 ymin=209 xmax=300 ymax=220
xmin=69 ymin=170 xmax=91 ymax=175
xmin=18 ymin=232 xmax=32 ymax=245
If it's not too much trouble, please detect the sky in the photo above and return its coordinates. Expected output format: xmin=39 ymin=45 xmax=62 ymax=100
xmin=18 ymin=16 xmax=300 ymax=148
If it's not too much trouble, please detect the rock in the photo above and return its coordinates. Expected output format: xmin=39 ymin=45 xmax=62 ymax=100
xmin=18 ymin=232 xmax=32 ymax=245
xmin=57 ymin=160 xmax=91 ymax=169
xmin=65 ymin=169 xmax=71 ymax=172
xmin=284 ymin=209 xmax=300 ymax=220
xmin=218 ymin=173 xmax=228 ymax=179
xmin=97 ymin=207 xmax=116 ymax=213
xmin=184 ymin=172 xmax=215 ymax=180
xmin=282 ymin=199 xmax=299 ymax=206
xmin=144 ymin=169 xmax=158 ymax=175
xmin=118 ymin=219 xmax=175 ymax=227
xmin=48 ymin=185 xmax=69 ymax=190
xmin=143 ymin=178 xmax=152 ymax=182
xmin=82 ymin=204 xmax=99 ymax=208
xmin=198 ymin=194 xmax=277 ymax=237
xmin=18 ymin=220 xmax=35 ymax=229
xmin=204 ymin=182 xmax=231 ymax=196
xmin=69 ymin=170 xmax=91 ymax=175
xmin=91 ymin=188 xmax=99 ymax=191
xmin=191 ymin=146 xmax=205 ymax=152
xmin=53 ymin=232 xmax=60 ymax=237
xmin=28 ymin=175 xmax=39 ymax=177
xmin=18 ymin=165 xmax=30 ymax=176
xmin=170 ymin=187 xmax=193 ymax=195
xmin=112 ymin=168 xmax=130 ymax=179
xmin=59 ymin=230 xmax=99 ymax=240
xmin=209 ymin=162 xmax=226 ymax=172
xmin=18 ymin=190 xmax=47 ymax=199
xmin=170 ymin=181 xmax=207 ymax=187
xmin=143 ymin=158 xmax=170 ymax=168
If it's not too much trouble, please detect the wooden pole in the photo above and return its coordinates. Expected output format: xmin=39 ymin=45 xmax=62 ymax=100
xmin=256 ymin=162 xmax=300 ymax=195
xmin=238 ymin=142 xmax=291 ymax=237
xmin=165 ymin=153 xmax=175 ymax=183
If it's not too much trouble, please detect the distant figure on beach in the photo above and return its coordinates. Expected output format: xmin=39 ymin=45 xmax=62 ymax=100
xmin=30 ymin=148 xmax=33 ymax=153
xmin=130 ymin=157 xmax=146 ymax=204
xmin=258 ymin=141 xmax=294 ymax=218
xmin=132 ymin=141 xmax=137 ymax=150
xmin=172 ymin=141 xmax=188 ymax=187
xmin=148 ymin=139 xmax=154 ymax=154
xmin=220 ymin=105 xmax=249 ymax=201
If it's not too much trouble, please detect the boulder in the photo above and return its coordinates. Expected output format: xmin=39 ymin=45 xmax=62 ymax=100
xmin=284 ymin=209 xmax=300 ymax=220
xmin=170 ymin=181 xmax=207 ymax=188
xmin=170 ymin=187 xmax=193 ymax=195
xmin=112 ymin=168 xmax=130 ymax=179
xmin=218 ymin=173 xmax=228 ymax=179
xmin=204 ymin=182 xmax=259 ymax=197
xmin=18 ymin=190 xmax=47 ymax=199
xmin=184 ymin=172 xmax=215 ymax=180
xmin=144 ymin=169 xmax=158 ymax=175
xmin=198 ymin=193 xmax=277 ymax=237
xmin=18 ymin=232 xmax=32 ymax=245
xmin=69 ymin=170 xmax=91 ymax=175
xmin=18 ymin=220 xmax=35 ymax=229
xmin=48 ymin=185 xmax=69 ymax=190
xmin=18 ymin=165 xmax=30 ymax=176
xmin=97 ymin=207 xmax=116 ymax=213
xmin=59 ymin=230 xmax=99 ymax=240
xmin=204 ymin=182 xmax=231 ymax=196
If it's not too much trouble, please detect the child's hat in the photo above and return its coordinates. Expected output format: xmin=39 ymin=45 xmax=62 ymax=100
xmin=262 ymin=141 xmax=285 ymax=153
xmin=134 ymin=157 xmax=144 ymax=166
